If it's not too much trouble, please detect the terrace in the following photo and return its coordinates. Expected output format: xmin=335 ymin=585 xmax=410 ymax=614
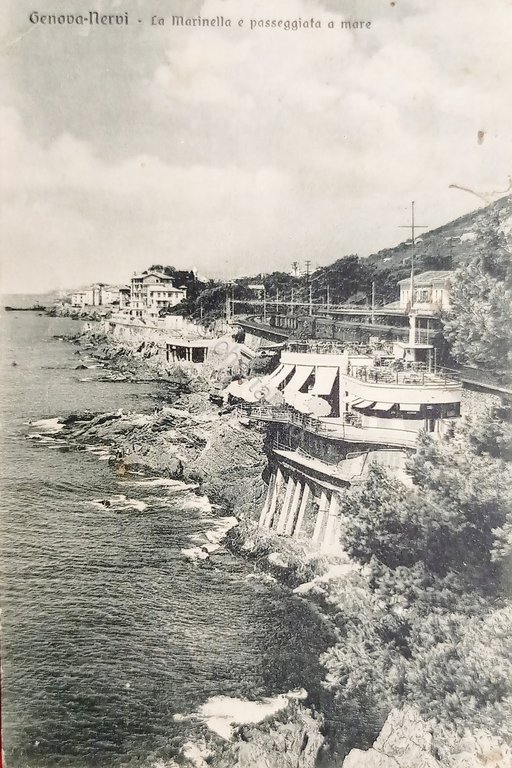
xmin=237 ymin=404 xmax=420 ymax=449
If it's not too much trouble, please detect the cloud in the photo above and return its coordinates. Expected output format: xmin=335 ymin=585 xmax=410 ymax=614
xmin=1 ymin=0 xmax=512 ymax=292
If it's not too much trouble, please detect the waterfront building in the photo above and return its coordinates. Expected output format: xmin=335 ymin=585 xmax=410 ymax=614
xmin=232 ymin=311 xmax=462 ymax=552
xmin=70 ymin=283 xmax=127 ymax=308
xmin=129 ymin=270 xmax=187 ymax=318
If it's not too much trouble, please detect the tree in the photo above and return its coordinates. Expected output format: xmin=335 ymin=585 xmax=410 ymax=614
xmin=442 ymin=220 xmax=512 ymax=371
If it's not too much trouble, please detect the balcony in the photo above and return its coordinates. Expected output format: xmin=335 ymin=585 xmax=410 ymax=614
xmin=348 ymin=365 xmax=459 ymax=388
xmin=237 ymin=404 xmax=420 ymax=449
xmin=342 ymin=366 xmax=461 ymax=407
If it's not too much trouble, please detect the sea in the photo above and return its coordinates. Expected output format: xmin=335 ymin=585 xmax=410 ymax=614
xmin=0 ymin=306 xmax=332 ymax=768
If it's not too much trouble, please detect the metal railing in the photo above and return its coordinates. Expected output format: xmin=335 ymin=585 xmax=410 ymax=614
xmin=348 ymin=366 xmax=459 ymax=388
xmin=237 ymin=403 xmax=330 ymax=434
xmin=237 ymin=404 xmax=419 ymax=448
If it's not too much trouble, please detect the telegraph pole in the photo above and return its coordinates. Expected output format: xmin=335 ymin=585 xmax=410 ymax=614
xmin=305 ymin=260 xmax=311 ymax=283
xmin=399 ymin=202 xmax=428 ymax=310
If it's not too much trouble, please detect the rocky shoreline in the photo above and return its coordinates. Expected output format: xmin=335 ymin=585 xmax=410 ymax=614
xmin=33 ymin=325 xmax=510 ymax=768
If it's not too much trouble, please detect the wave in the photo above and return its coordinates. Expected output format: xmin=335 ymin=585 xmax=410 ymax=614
xmin=89 ymin=494 xmax=148 ymax=513
xmin=182 ymin=516 xmax=238 ymax=563
xmin=27 ymin=433 xmax=63 ymax=444
xmin=244 ymin=572 xmax=278 ymax=584
xmin=176 ymin=689 xmax=308 ymax=741
xmin=28 ymin=417 xmax=64 ymax=433
xmin=204 ymin=516 xmax=238 ymax=544
xmin=180 ymin=495 xmax=213 ymax=513
xmin=125 ymin=477 xmax=195 ymax=489
xmin=83 ymin=446 xmax=112 ymax=460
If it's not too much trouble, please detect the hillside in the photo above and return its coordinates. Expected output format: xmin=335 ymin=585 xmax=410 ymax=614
xmin=366 ymin=193 xmax=512 ymax=276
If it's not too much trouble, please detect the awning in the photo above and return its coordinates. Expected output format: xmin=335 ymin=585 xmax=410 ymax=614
xmin=283 ymin=365 xmax=314 ymax=394
xmin=264 ymin=363 xmax=284 ymax=382
xmin=345 ymin=394 xmax=363 ymax=405
xmin=399 ymin=403 xmax=422 ymax=412
xmin=266 ymin=363 xmax=294 ymax=389
xmin=309 ymin=367 xmax=338 ymax=396
xmin=353 ymin=399 xmax=376 ymax=409
xmin=373 ymin=402 xmax=395 ymax=411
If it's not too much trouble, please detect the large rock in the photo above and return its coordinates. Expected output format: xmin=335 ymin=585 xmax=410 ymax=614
xmin=342 ymin=707 xmax=511 ymax=768
xmin=214 ymin=704 xmax=324 ymax=768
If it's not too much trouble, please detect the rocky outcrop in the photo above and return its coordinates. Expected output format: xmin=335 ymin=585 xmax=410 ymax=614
xmin=342 ymin=707 xmax=511 ymax=768
xmin=188 ymin=417 xmax=266 ymax=515
xmin=214 ymin=703 xmax=324 ymax=768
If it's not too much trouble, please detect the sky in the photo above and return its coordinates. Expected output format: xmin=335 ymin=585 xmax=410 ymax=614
xmin=1 ymin=0 xmax=512 ymax=293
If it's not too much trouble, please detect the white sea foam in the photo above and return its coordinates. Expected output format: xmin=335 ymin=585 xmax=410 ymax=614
xmin=90 ymin=494 xmax=148 ymax=512
xmin=204 ymin=516 xmax=238 ymax=544
xmin=27 ymin=434 xmax=61 ymax=444
xmin=180 ymin=495 xmax=213 ymax=513
xmin=84 ymin=446 xmax=112 ymax=460
xmin=194 ymin=690 xmax=308 ymax=740
xmin=30 ymin=417 xmax=64 ymax=433
xmin=181 ymin=546 xmax=210 ymax=562
xmin=244 ymin=572 xmax=277 ymax=584
xmin=125 ymin=477 xmax=193 ymax=489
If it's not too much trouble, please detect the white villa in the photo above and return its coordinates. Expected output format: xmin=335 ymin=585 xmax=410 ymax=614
xmin=129 ymin=270 xmax=187 ymax=318
xmin=398 ymin=270 xmax=453 ymax=312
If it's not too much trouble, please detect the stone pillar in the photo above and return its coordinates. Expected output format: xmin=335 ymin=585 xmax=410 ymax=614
xmin=321 ymin=493 xmax=341 ymax=553
xmin=264 ymin=467 xmax=283 ymax=529
xmin=258 ymin=473 xmax=275 ymax=528
xmin=293 ymin=483 xmax=311 ymax=539
xmin=312 ymin=491 xmax=329 ymax=544
xmin=276 ymin=476 xmax=295 ymax=534
xmin=284 ymin=480 xmax=302 ymax=536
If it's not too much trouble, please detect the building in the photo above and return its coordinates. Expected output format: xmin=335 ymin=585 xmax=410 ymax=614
xmin=71 ymin=289 xmax=92 ymax=307
xmin=398 ymin=270 xmax=454 ymax=312
xmin=231 ymin=317 xmax=462 ymax=552
xmin=70 ymin=284 xmax=126 ymax=308
xmin=129 ymin=270 xmax=187 ymax=318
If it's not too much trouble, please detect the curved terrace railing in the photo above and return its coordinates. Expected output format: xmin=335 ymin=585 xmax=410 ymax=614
xmin=237 ymin=404 xmax=419 ymax=448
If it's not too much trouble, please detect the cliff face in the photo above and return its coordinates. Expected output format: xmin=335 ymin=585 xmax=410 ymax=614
xmin=214 ymin=704 xmax=324 ymax=768
xmin=188 ymin=416 xmax=267 ymax=516
xmin=341 ymin=707 xmax=511 ymax=768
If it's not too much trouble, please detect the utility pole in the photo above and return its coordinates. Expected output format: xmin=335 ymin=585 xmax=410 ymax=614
xmin=309 ymin=284 xmax=313 ymax=316
xmin=399 ymin=201 xmax=428 ymax=311
xmin=276 ymin=288 xmax=279 ymax=314
xmin=290 ymin=287 xmax=294 ymax=315
xmin=305 ymin=260 xmax=311 ymax=284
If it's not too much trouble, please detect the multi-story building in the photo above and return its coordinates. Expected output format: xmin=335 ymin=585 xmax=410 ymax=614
xmin=70 ymin=284 xmax=127 ymax=308
xmin=129 ymin=270 xmax=187 ymax=318
xmin=398 ymin=270 xmax=453 ymax=312
xmin=231 ymin=314 xmax=462 ymax=552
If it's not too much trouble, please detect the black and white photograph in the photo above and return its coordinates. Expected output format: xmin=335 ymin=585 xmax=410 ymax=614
xmin=1 ymin=1 xmax=511 ymax=766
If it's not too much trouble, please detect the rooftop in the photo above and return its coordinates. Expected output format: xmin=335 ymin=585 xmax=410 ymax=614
xmin=397 ymin=270 xmax=454 ymax=286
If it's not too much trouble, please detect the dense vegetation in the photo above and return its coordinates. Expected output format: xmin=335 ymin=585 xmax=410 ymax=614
xmin=442 ymin=220 xmax=512 ymax=373
xmin=319 ymin=412 xmax=512 ymax=761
